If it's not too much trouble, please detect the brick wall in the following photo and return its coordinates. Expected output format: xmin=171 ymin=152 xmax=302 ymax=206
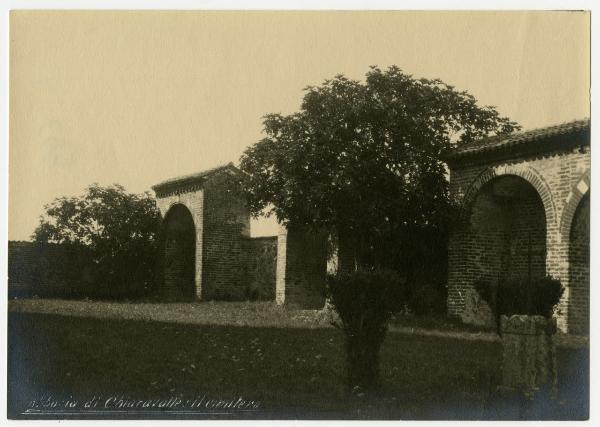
xmin=450 ymin=176 xmax=547 ymax=325
xmin=8 ymin=241 xmax=41 ymax=295
xmin=154 ymin=169 xmax=252 ymax=301
xmin=153 ymin=166 xmax=362 ymax=309
xmin=506 ymin=192 xmax=547 ymax=282
xmin=155 ymin=189 xmax=204 ymax=299
xmin=155 ymin=169 xmax=315 ymax=305
xmin=241 ymin=236 xmax=277 ymax=300
xmin=461 ymin=185 xmax=511 ymax=286
xmin=447 ymin=142 xmax=590 ymax=333
xmin=201 ymin=170 xmax=250 ymax=300
xmin=276 ymin=224 xmax=327 ymax=309
xmin=568 ymin=193 xmax=589 ymax=334
xmin=7 ymin=241 xmax=94 ymax=298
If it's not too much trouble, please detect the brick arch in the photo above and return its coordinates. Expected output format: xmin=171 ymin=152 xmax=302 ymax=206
xmin=559 ymin=170 xmax=590 ymax=245
xmin=163 ymin=203 xmax=197 ymax=301
xmin=462 ymin=164 xmax=557 ymax=228
xmin=163 ymin=201 xmax=196 ymax=224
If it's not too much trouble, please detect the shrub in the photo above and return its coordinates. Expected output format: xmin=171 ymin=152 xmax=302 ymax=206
xmin=473 ymin=278 xmax=496 ymax=311
xmin=474 ymin=276 xmax=564 ymax=321
xmin=530 ymin=276 xmax=565 ymax=318
xmin=408 ymin=281 xmax=447 ymax=315
xmin=326 ymin=268 xmax=407 ymax=391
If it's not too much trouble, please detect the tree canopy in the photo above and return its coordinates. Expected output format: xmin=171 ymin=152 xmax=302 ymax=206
xmin=240 ymin=66 xmax=520 ymax=275
xmin=33 ymin=183 xmax=162 ymax=298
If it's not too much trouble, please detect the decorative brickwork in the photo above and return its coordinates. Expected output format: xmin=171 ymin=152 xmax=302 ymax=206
xmin=153 ymin=163 xmax=249 ymax=300
xmin=446 ymin=119 xmax=590 ymax=334
xmin=154 ymin=184 xmax=205 ymax=299
xmin=568 ymin=193 xmax=589 ymax=335
xmin=462 ymin=164 xmax=556 ymax=228
xmin=560 ymin=170 xmax=590 ymax=245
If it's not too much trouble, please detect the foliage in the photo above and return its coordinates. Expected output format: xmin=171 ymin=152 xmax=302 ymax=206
xmin=240 ymin=66 xmax=519 ymax=393
xmin=326 ymin=268 xmax=407 ymax=390
xmin=32 ymin=183 xmax=162 ymax=299
xmin=240 ymin=65 xmax=520 ymax=275
xmin=474 ymin=276 xmax=565 ymax=319
xmin=407 ymin=280 xmax=447 ymax=316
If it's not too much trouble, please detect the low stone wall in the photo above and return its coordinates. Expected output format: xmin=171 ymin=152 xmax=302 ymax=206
xmin=500 ymin=315 xmax=557 ymax=396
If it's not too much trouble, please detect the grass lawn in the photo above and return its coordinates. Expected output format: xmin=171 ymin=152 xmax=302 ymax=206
xmin=7 ymin=312 xmax=588 ymax=420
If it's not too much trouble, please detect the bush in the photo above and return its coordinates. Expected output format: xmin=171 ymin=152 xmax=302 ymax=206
xmin=326 ymin=268 xmax=407 ymax=391
xmin=530 ymin=276 xmax=565 ymax=318
xmin=474 ymin=275 xmax=564 ymax=320
xmin=408 ymin=281 xmax=447 ymax=316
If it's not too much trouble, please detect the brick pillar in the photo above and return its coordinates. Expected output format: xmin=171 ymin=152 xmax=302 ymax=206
xmin=546 ymin=237 xmax=569 ymax=333
xmin=275 ymin=224 xmax=327 ymax=309
xmin=275 ymin=225 xmax=288 ymax=305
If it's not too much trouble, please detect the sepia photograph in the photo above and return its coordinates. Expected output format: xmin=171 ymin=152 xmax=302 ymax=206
xmin=3 ymin=5 xmax=593 ymax=421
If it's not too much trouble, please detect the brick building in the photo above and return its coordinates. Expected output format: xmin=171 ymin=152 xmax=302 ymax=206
xmin=152 ymin=163 xmax=326 ymax=308
xmin=445 ymin=119 xmax=590 ymax=334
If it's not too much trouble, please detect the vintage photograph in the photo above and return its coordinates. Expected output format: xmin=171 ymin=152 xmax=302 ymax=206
xmin=5 ymin=9 xmax=591 ymax=420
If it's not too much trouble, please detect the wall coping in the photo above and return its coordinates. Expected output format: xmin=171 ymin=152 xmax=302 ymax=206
xmin=152 ymin=162 xmax=243 ymax=198
xmin=445 ymin=119 xmax=590 ymax=168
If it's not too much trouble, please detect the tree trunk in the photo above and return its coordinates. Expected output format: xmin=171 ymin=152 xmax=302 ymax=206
xmin=337 ymin=226 xmax=357 ymax=274
xmin=345 ymin=331 xmax=383 ymax=391
xmin=337 ymin=227 xmax=375 ymax=273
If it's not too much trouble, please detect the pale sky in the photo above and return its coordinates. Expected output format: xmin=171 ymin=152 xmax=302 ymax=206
xmin=9 ymin=10 xmax=590 ymax=240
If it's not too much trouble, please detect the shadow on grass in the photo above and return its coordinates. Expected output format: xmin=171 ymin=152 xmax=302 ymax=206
xmin=7 ymin=312 xmax=588 ymax=420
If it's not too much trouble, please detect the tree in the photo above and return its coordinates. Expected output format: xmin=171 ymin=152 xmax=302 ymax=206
xmin=240 ymin=66 xmax=520 ymax=390
xmin=32 ymin=183 xmax=162 ymax=299
xmin=327 ymin=268 xmax=407 ymax=391
xmin=240 ymin=66 xmax=520 ymax=277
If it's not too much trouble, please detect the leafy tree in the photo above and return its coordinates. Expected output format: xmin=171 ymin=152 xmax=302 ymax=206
xmin=240 ymin=66 xmax=520 ymax=390
xmin=32 ymin=183 xmax=162 ymax=299
xmin=240 ymin=66 xmax=520 ymax=278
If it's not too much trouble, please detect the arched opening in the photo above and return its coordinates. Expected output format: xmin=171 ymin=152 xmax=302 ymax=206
xmin=568 ymin=192 xmax=590 ymax=335
xmin=466 ymin=175 xmax=547 ymax=286
xmin=163 ymin=204 xmax=196 ymax=301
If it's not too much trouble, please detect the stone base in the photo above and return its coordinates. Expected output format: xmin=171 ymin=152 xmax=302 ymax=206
xmin=500 ymin=315 xmax=557 ymax=396
xmin=460 ymin=287 xmax=496 ymax=328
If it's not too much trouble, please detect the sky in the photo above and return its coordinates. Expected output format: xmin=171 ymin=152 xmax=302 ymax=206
xmin=8 ymin=10 xmax=590 ymax=240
